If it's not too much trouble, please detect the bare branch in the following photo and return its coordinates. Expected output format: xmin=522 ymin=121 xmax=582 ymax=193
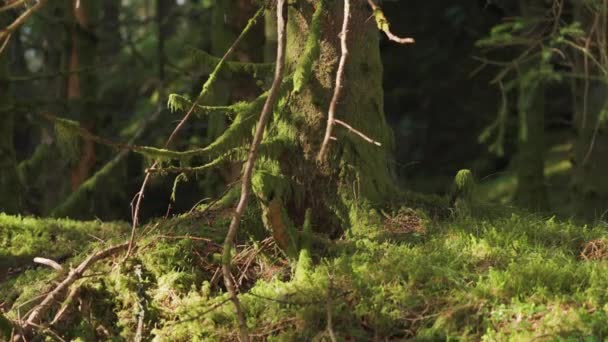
xmin=33 ymin=257 xmax=63 ymax=272
xmin=0 ymin=0 xmax=26 ymax=13
xmin=334 ymin=119 xmax=381 ymax=146
xmin=367 ymin=0 xmax=415 ymax=45
xmin=221 ymin=1 xmax=288 ymax=341
xmin=318 ymin=0 xmax=351 ymax=161
xmin=0 ymin=0 xmax=49 ymax=44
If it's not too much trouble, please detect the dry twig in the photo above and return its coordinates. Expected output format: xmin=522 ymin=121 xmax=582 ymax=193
xmin=0 ymin=0 xmax=49 ymax=51
xmin=318 ymin=0 xmax=351 ymax=161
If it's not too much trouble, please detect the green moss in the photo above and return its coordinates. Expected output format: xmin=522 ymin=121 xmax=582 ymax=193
xmin=292 ymin=0 xmax=324 ymax=94
xmin=0 ymin=214 xmax=129 ymax=272
xmin=189 ymin=47 xmax=274 ymax=78
xmin=4 ymin=210 xmax=608 ymax=340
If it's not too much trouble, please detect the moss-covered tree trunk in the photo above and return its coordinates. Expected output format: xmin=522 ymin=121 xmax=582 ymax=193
xmin=0 ymin=14 xmax=24 ymax=213
xmin=513 ymin=0 xmax=548 ymax=211
xmin=255 ymin=0 xmax=396 ymax=238
xmin=570 ymin=4 xmax=608 ymax=217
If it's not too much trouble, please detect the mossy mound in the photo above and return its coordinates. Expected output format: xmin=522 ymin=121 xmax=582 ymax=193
xmin=2 ymin=209 xmax=608 ymax=340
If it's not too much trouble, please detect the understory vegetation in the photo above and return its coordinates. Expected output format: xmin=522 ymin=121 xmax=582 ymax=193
xmin=3 ymin=0 xmax=608 ymax=340
xmin=3 ymin=201 xmax=608 ymax=340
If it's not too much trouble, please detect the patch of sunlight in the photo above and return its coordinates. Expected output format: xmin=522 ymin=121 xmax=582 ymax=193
xmin=544 ymin=159 xmax=572 ymax=177
xmin=476 ymin=172 xmax=516 ymax=204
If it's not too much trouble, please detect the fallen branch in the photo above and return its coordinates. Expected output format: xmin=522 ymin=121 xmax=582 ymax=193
xmin=221 ymin=1 xmax=287 ymax=341
xmin=14 ymin=243 xmax=129 ymax=340
xmin=49 ymin=286 xmax=79 ymax=326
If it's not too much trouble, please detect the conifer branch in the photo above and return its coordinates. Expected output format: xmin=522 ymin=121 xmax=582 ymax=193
xmin=189 ymin=47 xmax=274 ymax=77
xmin=126 ymin=6 xmax=265 ymax=257
xmin=222 ymin=1 xmax=287 ymax=341
xmin=51 ymin=108 xmax=163 ymax=218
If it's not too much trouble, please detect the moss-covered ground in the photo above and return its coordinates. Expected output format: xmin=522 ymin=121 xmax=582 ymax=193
xmin=2 ymin=202 xmax=608 ymax=341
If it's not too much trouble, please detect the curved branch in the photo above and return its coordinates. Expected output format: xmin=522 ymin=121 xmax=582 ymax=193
xmin=221 ymin=1 xmax=287 ymax=341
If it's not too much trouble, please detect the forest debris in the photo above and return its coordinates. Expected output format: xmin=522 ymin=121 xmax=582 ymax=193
xmin=383 ymin=208 xmax=425 ymax=234
xmin=14 ymin=242 xmax=129 ymax=341
xmin=580 ymin=239 xmax=608 ymax=261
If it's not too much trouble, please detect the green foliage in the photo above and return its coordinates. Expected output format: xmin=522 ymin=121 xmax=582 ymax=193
xmin=189 ymin=47 xmax=274 ymax=78
xmin=0 ymin=213 xmax=129 ymax=270
xmin=5 ymin=210 xmax=608 ymax=339
xmin=167 ymin=94 xmax=241 ymax=120
xmin=0 ymin=313 xmax=12 ymax=341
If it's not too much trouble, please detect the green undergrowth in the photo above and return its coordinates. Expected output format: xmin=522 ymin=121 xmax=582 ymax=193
xmin=2 ymin=207 xmax=608 ymax=340
xmin=0 ymin=214 xmax=130 ymax=277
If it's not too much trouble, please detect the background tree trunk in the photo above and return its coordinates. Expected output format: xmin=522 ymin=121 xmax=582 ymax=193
xmin=0 ymin=13 xmax=24 ymax=214
xmin=68 ymin=0 xmax=99 ymax=190
xmin=514 ymin=0 xmax=548 ymax=211
xmin=570 ymin=3 xmax=608 ymax=218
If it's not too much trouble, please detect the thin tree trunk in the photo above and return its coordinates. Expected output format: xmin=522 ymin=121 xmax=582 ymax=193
xmin=0 ymin=13 xmax=23 ymax=213
xmin=514 ymin=0 xmax=548 ymax=211
xmin=69 ymin=0 xmax=99 ymax=190
xmin=570 ymin=3 xmax=608 ymax=218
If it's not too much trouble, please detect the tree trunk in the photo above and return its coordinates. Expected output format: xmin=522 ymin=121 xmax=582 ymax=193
xmin=513 ymin=0 xmax=548 ymax=211
xmin=68 ymin=0 xmax=99 ymax=190
xmin=570 ymin=4 xmax=608 ymax=218
xmin=255 ymin=0 xmax=396 ymax=236
xmin=0 ymin=13 xmax=24 ymax=214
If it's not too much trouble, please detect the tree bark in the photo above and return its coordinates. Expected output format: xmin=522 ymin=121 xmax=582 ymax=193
xmin=256 ymin=0 xmax=396 ymax=234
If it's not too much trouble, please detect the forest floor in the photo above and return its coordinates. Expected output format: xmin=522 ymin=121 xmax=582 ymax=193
xmin=2 ymin=199 xmax=608 ymax=341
